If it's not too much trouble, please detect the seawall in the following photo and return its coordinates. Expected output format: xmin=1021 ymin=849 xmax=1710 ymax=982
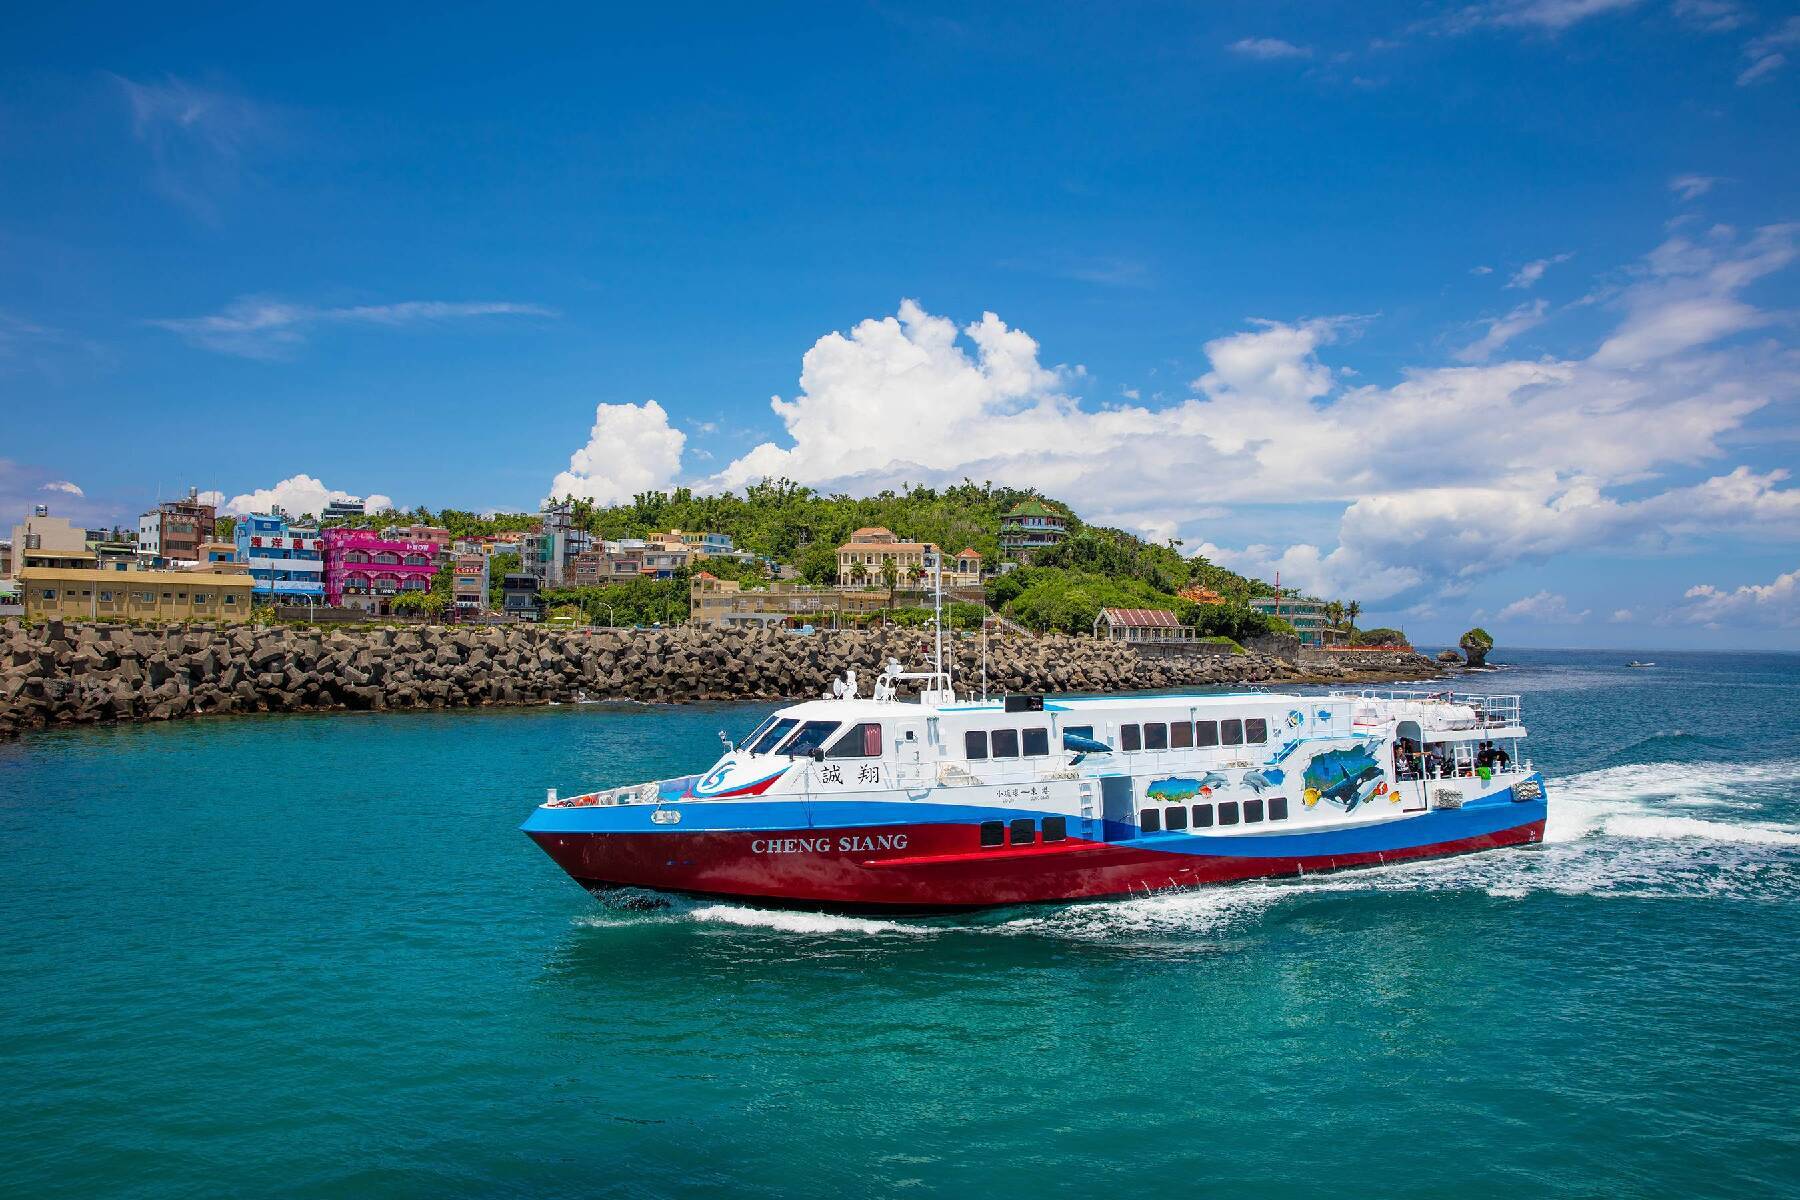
xmin=0 ymin=618 xmax=1439 ymax=741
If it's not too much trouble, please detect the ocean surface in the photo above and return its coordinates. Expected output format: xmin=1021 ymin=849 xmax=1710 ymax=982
xmin=2 ymin=648 xmax=1797 ymax=1199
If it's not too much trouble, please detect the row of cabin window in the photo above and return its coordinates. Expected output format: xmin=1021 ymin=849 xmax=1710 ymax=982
xmin=978 ymin=816 xmax=1068 ymax=847
xmin=743 ymin=717 xmax=884 ymax=758
xmin=965 ymin=728 xmax=1051 ymax=760
xmin=1118 ymin=718 xmax=1268 ymax=753
xmin=1141 ymin=796 xmax=1289 ymax=832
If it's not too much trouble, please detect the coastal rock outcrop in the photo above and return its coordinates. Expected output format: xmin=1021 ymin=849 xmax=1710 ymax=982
xmin=0 ymin=618 xmax=1438 ymax=741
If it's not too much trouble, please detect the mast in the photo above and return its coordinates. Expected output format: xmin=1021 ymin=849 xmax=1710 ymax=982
xmin=932 ymin=544 xmax=946 ymax=695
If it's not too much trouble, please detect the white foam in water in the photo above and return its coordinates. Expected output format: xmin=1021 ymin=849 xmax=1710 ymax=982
xmin=686 ymin=903 xmax=936 ymax=937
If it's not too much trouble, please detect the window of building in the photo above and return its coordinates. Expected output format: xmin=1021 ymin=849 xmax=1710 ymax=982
xmin=136 ymin=591 xmax=154 ymax=602
xmin=1268 ymin=796 xmax=1289 ymax=821
xmin=98 ymin=591 xmax=113 ymax=602
xmin=749 ymin=718 xmax=798 ymax=755
xmin=1243 ymin=799 xmax=1264 ymax=824
xmin=1165 ymin=805 xmax=1188 ymax=831
xmin=1218 ymin=801 xmax=1240 ymax=826
xmin=1021 ymin=728 xmax=1050 ymax=757
xmin=1009 ymin=818 xmax=1035 ymax=846
xmin=176 ymin=593 xmax=187 ymax=601
xmin=1192 ymin=804 xmax=1213 ymax=828
xmin=965 ymin=730 xmax=989 ymax=760
xmin=1195 ymin=720 xmax=1219 ymax=747
xmin=979 ymin=821 xmax=1004 ymax=848
xmin=40 ymin=589 xmax=55 ymax=600
xmin=1221 ymin=719 xmax=1244 ymax=746
xmin=224 ymin=595 xmax=237 ymax=605
xmin=1170 ymin=721 xmax=1193 ymax=749
xmin=826 ymin=722 xmax=883 ymax=758
xmin=1143 ymin=722 xmax=1168 ymax=750
xmin=1140 ymin=808 xmax=1162 ymax=833
xmin=1042 ymin=817 xmax=1067 ymax=843
xmin=194 ymin=593 xmax=209 ymax=603
xmin=1245 ymin=718 xmax=1268 ymax=744
xmin=1120 ymin=724 xmax=1142 ymax=752
xmin=991 ymin=728 xmax=1020 ymax=758
xmin=162 ymin=592 xmax=172 ymax=600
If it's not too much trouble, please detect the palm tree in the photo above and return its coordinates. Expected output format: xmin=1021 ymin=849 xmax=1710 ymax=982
xmin=1324 ymin=600 xmax=1344 ymax=634
xmin=1345 ymin=600 xmax=1362 ymax=642
xmin=880 ymin=559 xmax=900 ymax=618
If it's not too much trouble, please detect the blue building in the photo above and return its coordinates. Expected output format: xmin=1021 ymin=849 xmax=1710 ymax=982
xmin=234 ymin=511 xmax=325 ymax=602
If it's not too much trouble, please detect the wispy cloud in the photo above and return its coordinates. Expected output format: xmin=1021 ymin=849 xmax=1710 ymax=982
xmin=1669 ymin=173 xmax=1723 ymax=202
xmin=1421 ymin=0 xmax=1641 ymax=35
xmin=1673 ymin=0 xmax=1749 ymax=32
xmin=1455 ymin=299 xmax=1549 ymax=362
xmin=1739 ymin=16 xmax=1800 ymax=86
xmin=1228 ymin=38 xmax=1312 ymax=60
xmin=1507 ymin=252 xmax=1573 ymax=289
xmin=149 ymin=297 xmax=559 ymax=359
xmin=113 ymin=74 xmax=272 ymax=221
xmin=42 ymin=480 xmax=85 ymax=497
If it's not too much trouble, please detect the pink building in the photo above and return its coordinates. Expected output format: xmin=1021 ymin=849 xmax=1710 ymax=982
xmin=322 ymin=528 xmax=440 ymax=612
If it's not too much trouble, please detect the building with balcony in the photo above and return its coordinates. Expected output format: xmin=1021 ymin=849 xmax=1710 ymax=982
xmin=137 ymin=488 xmax=217 ymax=567
xmin=234 ymin=512 xmax=325 ymax=603
xmin=949 ymin=548 xmax=984 ymax=587
xmin=835 ymin=527 xmax=940 ymax=588
xmin=10 ymin=506 xmax=93 ymax=575
xmin=451 ymin=553 xmax=489 ymax=615
xmin=20 ymin=564 xmax=255 ymax=622
xmin=1248 ymin=595 xmax=1334 ymax=647
xmin=501 ymin=572 xmax=542 ymax=620
xmin=999 ymin=499 xmax=1068 ymax=562
xmin=321 ymin=497 xmax=367 ymax=522
xmin=321 ymin=528 xmax=440 ymax=613
xmin=690 ymin=574 xmax=887 ymax=628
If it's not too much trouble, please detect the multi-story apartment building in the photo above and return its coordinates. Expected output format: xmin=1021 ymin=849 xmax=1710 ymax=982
xmin=10 ymin=506 xmax=93 ymax=575
xmin=451 ymin=553 xmax=489 ymax=616
xmin=234 ymin=511 xmax=325 ymax=602
xmin=998 ymin=499 xmax=1068 ymax=562
xmin=137 ymin=488 xmax=217 ymax=566
xmin=1248 ymin=595 xmax=1335 ymax=646
xmin=321 ymin=497 xmax=367 ymax=523
xmin=689 ymin=574 xmax=886 ymax=628
xmin=321 ymin=528 xmax=439 ymax=613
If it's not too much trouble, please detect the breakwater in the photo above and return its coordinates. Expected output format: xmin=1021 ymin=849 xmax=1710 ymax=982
xmin=0 ymin=618 xmax=1438 ymax=741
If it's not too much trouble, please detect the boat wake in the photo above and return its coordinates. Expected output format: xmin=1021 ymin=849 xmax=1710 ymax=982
xmin=571 ymin=759 xmax=1800 ymax=941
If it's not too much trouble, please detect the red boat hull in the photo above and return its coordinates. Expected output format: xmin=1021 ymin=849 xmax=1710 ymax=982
xmin=526 ymin=817 xmax=1546 ymax=911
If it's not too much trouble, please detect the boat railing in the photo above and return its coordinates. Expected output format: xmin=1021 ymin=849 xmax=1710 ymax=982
xmin=1334 ymin=689 xmax=1522 ymax=728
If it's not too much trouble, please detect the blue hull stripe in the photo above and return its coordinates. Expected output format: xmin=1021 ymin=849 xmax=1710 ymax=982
xmin=522 ymin=779 xmax=1547 ymax=858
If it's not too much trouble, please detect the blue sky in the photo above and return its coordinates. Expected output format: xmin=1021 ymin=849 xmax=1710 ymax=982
xmin=3 ymin=1 xmax=1797 ymax=648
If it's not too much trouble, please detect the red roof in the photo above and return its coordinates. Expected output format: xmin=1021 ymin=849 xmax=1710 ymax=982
xmin=1099 ymin=606 xmax=1182 ymax=628
xmin=955 ymin=548 xmax=983 ymax=559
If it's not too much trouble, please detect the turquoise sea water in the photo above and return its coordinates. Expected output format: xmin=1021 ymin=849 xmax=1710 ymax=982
xmin=3 ymin=649 xmax=1798 ymax=1199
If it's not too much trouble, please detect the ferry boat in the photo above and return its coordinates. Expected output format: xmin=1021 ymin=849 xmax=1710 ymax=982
xmin=522 ymin=663 xmax=1547 ymax=911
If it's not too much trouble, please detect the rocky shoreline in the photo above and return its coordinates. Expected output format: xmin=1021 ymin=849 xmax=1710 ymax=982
xmin=0 ymin=618 xmax=1440 ymax=742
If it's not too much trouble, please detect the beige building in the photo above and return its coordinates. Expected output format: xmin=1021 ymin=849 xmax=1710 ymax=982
xmin=20 ymin=565 xmax=256 ymax=622
xmin=690 ymin=574 xmax=886 ymax=628
xmin=10 ymin=507 xmax=92 ymax=575
xmin=835 ymin=527 xmax=941 ymax=588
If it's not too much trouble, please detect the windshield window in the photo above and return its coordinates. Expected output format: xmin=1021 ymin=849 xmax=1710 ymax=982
xmin=779 ymin=720 xmax=842 ymax=757
xmin=826 ymin=722 xmax=883 ymax=759
xmin=739 ymin=715 xmax=778 ymax=749
xmin=749 ymin=718 xmax=798 ymax=755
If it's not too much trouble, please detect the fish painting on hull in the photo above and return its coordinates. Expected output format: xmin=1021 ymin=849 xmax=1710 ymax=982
xmin=1145 ymin=771 xmax=1231 ymax=802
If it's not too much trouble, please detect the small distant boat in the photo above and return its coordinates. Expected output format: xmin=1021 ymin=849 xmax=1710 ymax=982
xmin=1626 ymin=660 xmax=1656 ymax=668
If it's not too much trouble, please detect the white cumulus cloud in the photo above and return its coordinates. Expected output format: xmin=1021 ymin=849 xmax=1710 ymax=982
xmin=42 ymin=480 xmax=84 ymax=496
xmin=223 ymin=475 xmax=393 ymax=519
xmin=548 ymin=400 xmax=687 ymax=506
xmin=1496 ymin=590 xmax=1591 ymax=623
xmin=1670 ymin=567 xmax=1800 ymax=627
